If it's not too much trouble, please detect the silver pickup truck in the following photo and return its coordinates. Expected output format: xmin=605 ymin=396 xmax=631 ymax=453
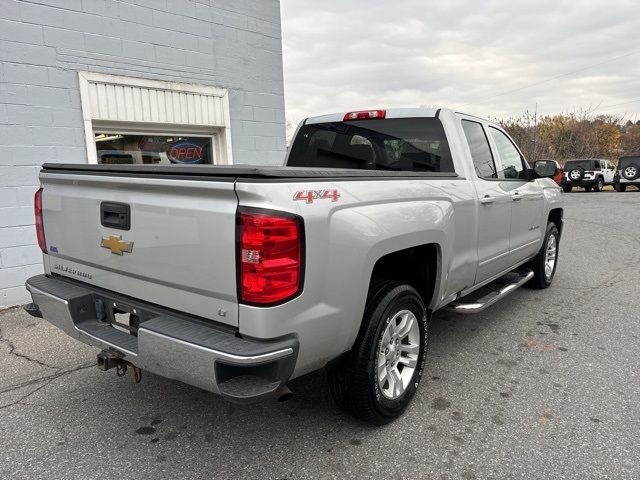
xmin=26 ymin=108 xmax=563 ymax=424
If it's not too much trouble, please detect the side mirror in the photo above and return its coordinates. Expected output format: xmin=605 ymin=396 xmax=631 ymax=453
xmin=533 ymin=160 xmax=557 ymax=178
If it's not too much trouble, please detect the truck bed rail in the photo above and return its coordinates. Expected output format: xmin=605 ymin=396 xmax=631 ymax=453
xmin=41 ymin=163 xmax=460 ymax=180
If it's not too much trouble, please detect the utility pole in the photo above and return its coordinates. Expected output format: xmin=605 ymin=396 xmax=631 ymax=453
xmin=533 ymin=102 xmax=538 ymax=159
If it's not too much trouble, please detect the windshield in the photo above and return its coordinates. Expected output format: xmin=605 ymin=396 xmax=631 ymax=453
xmin=564 ymin=160 xmax=593 ymax=170
xmin=287 ymin=118 xmax=454 ymax=172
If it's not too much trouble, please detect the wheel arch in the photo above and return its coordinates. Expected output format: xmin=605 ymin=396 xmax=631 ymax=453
xmin=368 ymin=243 xmax=441 ymax=312
xmin=548 ymin=207 xmax=563 ymax=236
xmin=336 ymin=242 xmax=442 ymax=360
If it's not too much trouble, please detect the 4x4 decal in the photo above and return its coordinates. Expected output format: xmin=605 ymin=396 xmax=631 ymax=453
xmin=294 ymin=189 xmax=340 ymax=204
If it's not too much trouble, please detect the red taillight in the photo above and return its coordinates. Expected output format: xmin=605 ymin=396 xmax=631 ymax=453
xmin=237 ymin=208 xmax=304 ymax=305
xmin=34 ymin=188 xmax=46 ymax=253
xmin=343 ymin=109 xmax=386 ymax=121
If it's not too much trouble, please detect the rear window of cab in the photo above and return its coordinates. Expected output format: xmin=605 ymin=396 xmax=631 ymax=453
xmin=287 ymin=118 xmax=455 ymax=173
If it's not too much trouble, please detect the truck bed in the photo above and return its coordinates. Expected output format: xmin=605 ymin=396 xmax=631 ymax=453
xmin=42 ymin=163 xmax=460 ymax=180
xmin=37 ymin=161 xmax=460 ymax=330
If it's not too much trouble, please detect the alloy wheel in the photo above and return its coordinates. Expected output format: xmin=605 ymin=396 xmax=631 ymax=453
xmin=377 ymin=310 xmax=420 ymax=400
xmin=545 ymin=233 xmax=557 ymax=280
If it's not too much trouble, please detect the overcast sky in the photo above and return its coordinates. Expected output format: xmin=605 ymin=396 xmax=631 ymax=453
xmin=280 ymin=0 xmax=640 ymax=125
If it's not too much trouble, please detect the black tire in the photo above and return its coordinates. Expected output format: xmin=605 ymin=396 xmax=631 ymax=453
xmin=593 ymin=177 xmax=604 ymax=192
xmin=615 ymin=183 xmax=627 ymax=192
xmin=327 ymin=281 xmax=429 ymax=425
xmin=528 ymin=222 xmax=560 ymax=289
xmin=563 ymin=185 xmax=572 ymax=193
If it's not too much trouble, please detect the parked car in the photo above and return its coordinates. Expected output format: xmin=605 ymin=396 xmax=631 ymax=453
xmin=614 ymin=156 xmax=640 ymax=191
xmin=561 ymin=159 xmax=615 ymax=192
xmin=25 ymin=108 xmax=563 ymax=425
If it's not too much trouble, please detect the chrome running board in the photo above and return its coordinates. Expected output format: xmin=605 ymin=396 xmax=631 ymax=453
xmin=444 ymin=268 xmax=534 ymax=314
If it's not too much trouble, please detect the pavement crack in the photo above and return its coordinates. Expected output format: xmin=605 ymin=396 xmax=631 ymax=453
xmin=0 ymin=378 xmax=55 ymax=411
xmin=0 ymin=326 xmax=58 ymax=370
xmin=0 ymin=362 xmax=95 ymax=397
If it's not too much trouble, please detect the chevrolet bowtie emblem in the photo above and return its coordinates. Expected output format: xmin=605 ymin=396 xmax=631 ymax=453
xmin=100 ymin=235 xmax=134 ymax=255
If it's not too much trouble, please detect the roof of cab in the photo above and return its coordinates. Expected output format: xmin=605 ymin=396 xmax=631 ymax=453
xmin=304 ymin=107 xmax=494 ymax=126
xmin=305 ymin=107 xmax=440 ymax=125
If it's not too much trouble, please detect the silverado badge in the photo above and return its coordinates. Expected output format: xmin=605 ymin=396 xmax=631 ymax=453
xmin=100 ymin=235 xmax=134 ymax=255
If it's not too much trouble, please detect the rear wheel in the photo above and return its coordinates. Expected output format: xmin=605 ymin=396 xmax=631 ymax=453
xmin=615 ymin=183 xmax=627 ymax=192
xmin=327 ymin=281 xmax=429 ymax=425
xmin=528 ymin=222 xmax=560 ymax=289
xmin=563 ymin=185 xmax=572 ymax=193
xmin=593 ymin=178 xmax=604 ymax=192
xmin=584 ymin=185 xmax=593 ymax=192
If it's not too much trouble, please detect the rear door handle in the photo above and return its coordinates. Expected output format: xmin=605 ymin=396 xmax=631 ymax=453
xmin=480 ymin=195 xmax=494 ymax=205
xmin=511 ymin=191 xmax=523 ymax=201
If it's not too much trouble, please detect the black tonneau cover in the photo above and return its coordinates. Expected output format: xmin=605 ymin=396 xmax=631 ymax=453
xmin=41 ymin=163 xmax=459 ymax=179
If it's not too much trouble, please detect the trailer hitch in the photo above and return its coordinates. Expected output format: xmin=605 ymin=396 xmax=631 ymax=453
xmin=97 ymin=350 xmax=142 ymax=383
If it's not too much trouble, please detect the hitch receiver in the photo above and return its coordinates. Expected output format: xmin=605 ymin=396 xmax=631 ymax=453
xmin=97 ymin=350 xmax=124 ymax=371
xmin=97 ymin=350 xmax=142 ymax=383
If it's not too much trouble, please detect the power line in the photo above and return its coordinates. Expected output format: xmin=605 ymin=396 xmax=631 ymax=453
xmin=458 ymin=50 xmax=640 ymax=107
xmin=593 ymin=98 xmax=640 ymax=111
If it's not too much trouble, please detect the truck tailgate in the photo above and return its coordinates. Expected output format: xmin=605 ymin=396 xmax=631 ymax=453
xmin=39 ymin=172 xmax=239 ymax=326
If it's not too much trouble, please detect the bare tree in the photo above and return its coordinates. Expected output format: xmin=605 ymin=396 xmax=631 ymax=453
xmin=500 ymin=109 xmax=634 ymax=164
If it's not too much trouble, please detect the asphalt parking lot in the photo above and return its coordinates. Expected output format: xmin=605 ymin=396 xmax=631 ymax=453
xmin=1 ymin=191 xmax=639 ymax=480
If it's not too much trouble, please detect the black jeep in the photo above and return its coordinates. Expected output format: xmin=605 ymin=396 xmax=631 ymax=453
xmin=614 ymin=156 xmax=640 ymax=192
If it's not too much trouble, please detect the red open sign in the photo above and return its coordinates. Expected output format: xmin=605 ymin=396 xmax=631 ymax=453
xmin=167 ymin=141 xmax=205 ymax=164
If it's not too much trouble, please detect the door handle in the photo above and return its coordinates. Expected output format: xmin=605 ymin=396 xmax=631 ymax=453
xmin=511 ymin=191 xmax=523 ymax=201
xmin=101 ymin=202 xmax=131 ymax=230
xmin=480 ymin=195 xmax=494 ymax=205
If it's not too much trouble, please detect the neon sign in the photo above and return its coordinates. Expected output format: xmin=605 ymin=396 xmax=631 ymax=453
xmin=167 ymin=141 xmax=205 ymax=164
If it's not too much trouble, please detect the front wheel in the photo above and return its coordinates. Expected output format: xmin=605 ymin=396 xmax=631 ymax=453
xmin=327 ymin=281 xmax=429 ymax=425
xmin=528 ymin=222 xmax=560 ymax=289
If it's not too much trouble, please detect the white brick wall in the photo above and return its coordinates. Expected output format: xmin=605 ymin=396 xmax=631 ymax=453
xmin=0 ymin=0 xmax=286 ymax=308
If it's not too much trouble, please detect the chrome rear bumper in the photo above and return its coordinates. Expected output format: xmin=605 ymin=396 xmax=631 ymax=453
xmin=26 ymin=275 xmax=297 ymax=402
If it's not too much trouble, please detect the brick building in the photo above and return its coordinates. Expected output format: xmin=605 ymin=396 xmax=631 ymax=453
xmin=0 ymin=0 xmax=287 ymax=307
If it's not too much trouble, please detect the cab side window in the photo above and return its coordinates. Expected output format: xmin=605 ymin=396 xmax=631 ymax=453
xmin=489 ymin=127 xmax=526 ymax=179
xmin=462 ymin=120 xmax=497 ymax=179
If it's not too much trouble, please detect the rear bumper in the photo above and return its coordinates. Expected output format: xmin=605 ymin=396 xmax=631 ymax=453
xmin=26 ymin=274 xmax=298 ymax=403
xmin=561 ymin=178 xmax=598 ymax=186
xmin=616 ymin=178 xmax=639 ymax=184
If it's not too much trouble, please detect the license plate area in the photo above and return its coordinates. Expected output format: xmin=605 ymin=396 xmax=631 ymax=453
xmin=97 ymin=297 xmax=154 ymax=337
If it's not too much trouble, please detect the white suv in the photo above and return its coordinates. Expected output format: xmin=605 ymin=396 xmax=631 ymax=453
xmin=562 ymin=159 xmax=615 ymax=192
